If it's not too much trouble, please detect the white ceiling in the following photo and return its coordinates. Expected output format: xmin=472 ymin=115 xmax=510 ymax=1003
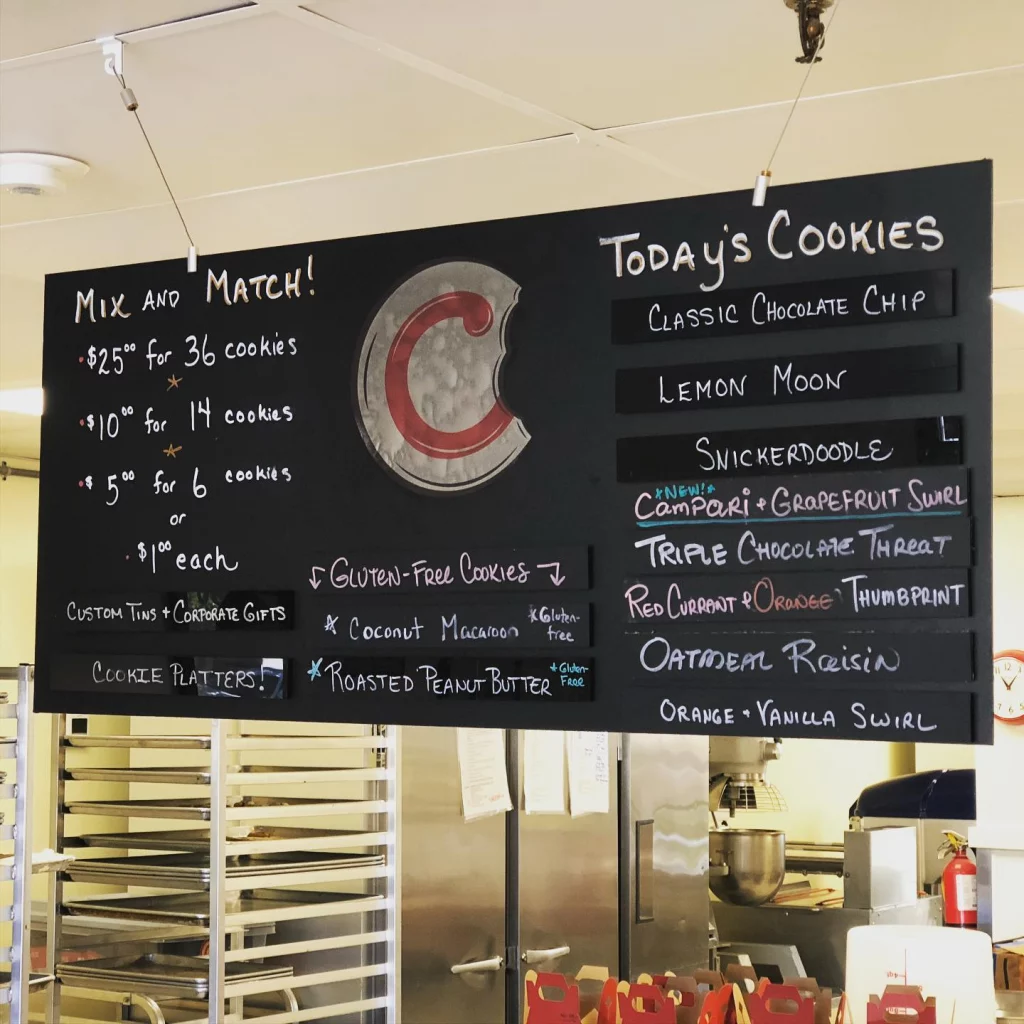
xmin=1 ymin=0 xmax=1022 ymax=487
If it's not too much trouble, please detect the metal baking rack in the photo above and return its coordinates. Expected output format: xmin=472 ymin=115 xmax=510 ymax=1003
xmin=0 ymin=665 xmax=57 ymax=1024
xmin=49 ymin=716 xmax=397 ymax=1024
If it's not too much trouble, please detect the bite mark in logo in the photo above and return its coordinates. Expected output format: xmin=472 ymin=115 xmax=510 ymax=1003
xmin=356 ymin=261 xmax=530 ymax=493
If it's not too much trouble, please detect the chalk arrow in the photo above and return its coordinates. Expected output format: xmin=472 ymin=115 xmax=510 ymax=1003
xmin=537 ymin=561 xmax=566 ymax=586
xmin=309 ymin=565 xmax=325 ymax=590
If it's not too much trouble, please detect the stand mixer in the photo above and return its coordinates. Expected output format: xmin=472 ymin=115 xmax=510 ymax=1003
xmin=709 ymin=737 xmax=786 ymax=822
xmin=708 ymin=738 xmax=788 ymax=909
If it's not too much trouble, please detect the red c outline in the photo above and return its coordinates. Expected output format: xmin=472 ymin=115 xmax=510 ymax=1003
xmin=384 ymin=290 xmax=514 ymax=459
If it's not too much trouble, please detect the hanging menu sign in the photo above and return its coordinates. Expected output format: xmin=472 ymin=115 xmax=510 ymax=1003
xmin=35 ymin=161 xmax=993 ymax=742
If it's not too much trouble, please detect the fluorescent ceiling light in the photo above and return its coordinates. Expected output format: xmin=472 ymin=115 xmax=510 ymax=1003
xmin=0 ymin=387 xmax=43 ymax=416
xmin=993 ymin=288 xmax=1024 ymax=314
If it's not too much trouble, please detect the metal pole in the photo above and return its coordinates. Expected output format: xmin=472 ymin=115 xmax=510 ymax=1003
xmin=505 ymin=729 xmax=522 ymax=1024
xmin=208 ymin=718 xmax=227 ymax=1024
xmin=11 ymin=664 xmax=34 ymax=1022
xmin=45 ymin=713 xmax=67 ymax=1023
xmin=387 ymin=724 xmax=399 ymax=1024
xmin=226 ymin=719 xmax=242 ymax=1022
xmin=0 ymin=462 xmax=40 ymax=481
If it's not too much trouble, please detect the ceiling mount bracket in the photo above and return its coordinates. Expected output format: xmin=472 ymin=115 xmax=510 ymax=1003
xmin=100 ymin=37 xmax=124 ymax=77
xmin=784 ymin=0 xmax=834 ymax=63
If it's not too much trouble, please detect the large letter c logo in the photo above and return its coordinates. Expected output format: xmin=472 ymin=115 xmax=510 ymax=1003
xmin=356 ymin=262 xmax=530 ymax=493
xmin=384 ymin=292 xmax=514 ymax=459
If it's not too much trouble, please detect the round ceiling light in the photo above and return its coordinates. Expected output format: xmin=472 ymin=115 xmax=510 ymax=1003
xmin=0 ymin=152 xmax=89 ymax=196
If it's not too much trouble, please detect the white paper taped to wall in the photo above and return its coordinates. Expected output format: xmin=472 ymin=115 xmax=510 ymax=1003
xmin=523 ymin=730 xmax=567 ymax=814
xmin=567 ymin=731 xmax=610 ymax=816
xmin=456 ymin=728 xmax=513 ymax=822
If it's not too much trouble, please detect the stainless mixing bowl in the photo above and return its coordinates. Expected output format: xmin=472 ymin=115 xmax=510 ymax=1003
xmin=708 ymin=828 xmax=786 ymax=906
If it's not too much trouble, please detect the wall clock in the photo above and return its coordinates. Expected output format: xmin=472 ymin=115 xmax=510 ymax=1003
xmin=993 ymin=650 xmax=1024 ymax=724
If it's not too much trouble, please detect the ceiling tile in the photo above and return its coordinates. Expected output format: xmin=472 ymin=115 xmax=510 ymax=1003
xmin=310 ymin=0 xmax=1024 ymax=129
xmin=615 ymin=66 xmax=1024 ymax=203
xmin=0 ymin=12 xmax=560 ymax=225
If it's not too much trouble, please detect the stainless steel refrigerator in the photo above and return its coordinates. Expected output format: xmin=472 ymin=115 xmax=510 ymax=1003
xmin=399 ymin=727 xmax=708 ymax=1023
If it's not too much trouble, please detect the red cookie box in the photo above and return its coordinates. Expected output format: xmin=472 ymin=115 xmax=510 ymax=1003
xmin=864 ymin=985 xmax=937 ymax=1024
xmin=524 ymin=966 xmax=837 ymax=1024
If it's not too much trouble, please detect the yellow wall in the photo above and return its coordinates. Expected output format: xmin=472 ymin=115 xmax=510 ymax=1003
xmin=731 ymin=738 xmax=896 ymax=846
xmin=0 ymin=473 xmax=52 ymax=865
xmin=0 ymin=473 xmax=38 ymax=667
xmin=977 ymin=497 xmax=1024 ymax=826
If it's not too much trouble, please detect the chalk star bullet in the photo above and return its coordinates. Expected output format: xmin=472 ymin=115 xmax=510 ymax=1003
xmin=308 ymin=658 xmax=323 ymax=681
xmin=166 ymin=374 xmax=182 ymax=390
xmin=162 ymin=443 xmax=182 ymax=458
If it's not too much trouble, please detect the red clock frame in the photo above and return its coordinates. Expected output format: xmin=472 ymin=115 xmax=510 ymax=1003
xmin=993 ymin=650 xmax=1024 ymax=724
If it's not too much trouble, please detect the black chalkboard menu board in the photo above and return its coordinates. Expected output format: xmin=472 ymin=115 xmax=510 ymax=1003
xmin=35 ymin=161 xmax=994 ymax=743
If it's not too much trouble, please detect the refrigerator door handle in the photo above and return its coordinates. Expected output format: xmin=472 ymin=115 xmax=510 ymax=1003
xmin=521 ymin=945 xmax=571 ymax=965
xmin=450 ymin=956 xmax=504 ymax=975
xmin=636 ymin=819 xmax=655 ymax=923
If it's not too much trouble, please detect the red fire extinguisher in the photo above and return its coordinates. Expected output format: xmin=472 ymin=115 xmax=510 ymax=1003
xmin=939 ymin=830 xmax=977 ymax=928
